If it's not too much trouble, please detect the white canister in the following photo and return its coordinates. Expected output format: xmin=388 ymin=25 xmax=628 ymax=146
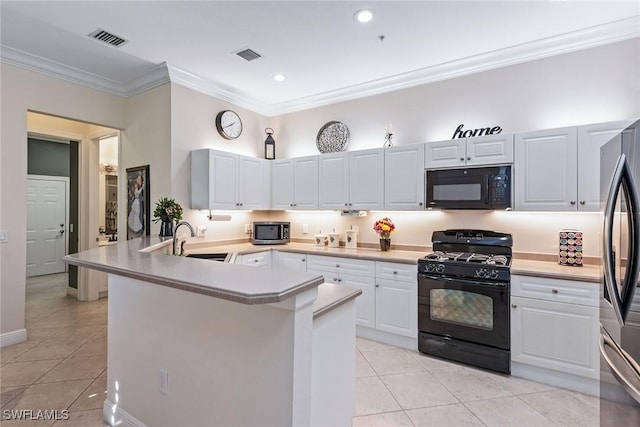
xmin=314 ymin=234 xmax=327 ymax=247
xmin=328 ymin=232 xmax=341 ymax=248
xmin=345 ymin=230 xmax=358 ymax=249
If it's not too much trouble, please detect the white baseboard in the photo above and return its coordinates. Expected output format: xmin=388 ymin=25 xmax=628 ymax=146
xmin=356 ymin=326 xmax=418 ymax=351
xmin=512 ymin=361 xmax=599 ymax=397
xmin=103 ymin=400 xmax=147 ymax=427
xmin=0 ymin=329 xmax=27 ymax=348
xmin=67 ymin=286 xmax=78 ymax=299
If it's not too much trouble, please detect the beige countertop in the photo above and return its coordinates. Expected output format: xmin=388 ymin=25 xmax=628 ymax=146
xmin=313 ymin=283 xmax=362 ymax=319
xmin=185 ymin=240 xmax=602 ymax=283
xmin=64 ymin=237 xmax=325 ymax=305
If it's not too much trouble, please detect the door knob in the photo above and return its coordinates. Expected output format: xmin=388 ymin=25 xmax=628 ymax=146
xmin=511 ymin=304 xmax=517 ymax=308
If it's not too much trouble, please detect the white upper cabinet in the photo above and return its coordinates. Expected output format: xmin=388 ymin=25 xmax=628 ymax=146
xmin=515 ymin=126 xmax=578 ymax=211
xmin=350 ymin=148 xmax=385 ymax=210
xmin=425 ymin=134 xmax=513 ymax=169
xmin=191 ymin=149 xmax=269 ymax=210
xmin=577 ymin=120 xmax=634 ymax=212
xmin=318 ymin=148 xmax=384 ymax=210
xmin=515 ymin=120 xmax=632 ymax=211
xmin=384 ymin=144 xmax=425 ymax=210
xmin=271 ymin=156 xmax=319 ymax=210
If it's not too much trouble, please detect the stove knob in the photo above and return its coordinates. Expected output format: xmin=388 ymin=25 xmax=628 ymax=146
xmin=426 ymin=264 xmax=435 ymax=273
xmin=435 ymin=264 xmax=445 ymax=274
xmin=476 ymin=268 xmax=487 ymax=278
xmin=489 ymin=270 xmax=499 ymax=279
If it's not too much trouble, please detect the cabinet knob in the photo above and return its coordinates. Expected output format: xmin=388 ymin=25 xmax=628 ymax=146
xmin=301 ymin=258 xmax=306 ymax=262
xmin=239 ymin=203 xmax=243 ymax=207
xmin=552 ymin=289 xmax=558 ymax=294
xmin=290 ymin=203 xmax=294 ymax=207
xmin=460 ymin=157 xmax=465 ymax=161
xmin=338 ymin=279 xmax=342 ymax=283
xmin=345 ymin=203 xmax=348 ymax=207
xmin=467 ymin=157 xmax=471 ymax=161
xmin=253 ymin=259 xmax=259 ymax=263
xmin=418 ymin=202 xmax=423 ymax=206
xmin=376 ymin=284 xmax=380 ymax=288
xmin=393 ymin=271 xmax=398 ymax=275
xmin=511 ymin=304 xmax=517 ymax=308
xmin=580 ymin=201 xmax=586 ymax=205
xmin=349 ymin=203 xmax=353 ymax=206
xmin=336 ymin=264 xmax=340 ymax=268
xmin=570 ymin=201 xmax=576 ymax=205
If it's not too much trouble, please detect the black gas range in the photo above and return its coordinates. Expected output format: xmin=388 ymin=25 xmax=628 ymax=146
xmin=417 ymin=229 xmax=513 ymax=374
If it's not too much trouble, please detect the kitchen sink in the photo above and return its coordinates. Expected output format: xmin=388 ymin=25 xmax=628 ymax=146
xmin=185 ymin=253 xmax=233 ymax=263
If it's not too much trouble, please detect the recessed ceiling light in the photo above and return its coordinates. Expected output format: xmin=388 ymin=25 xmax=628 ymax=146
xmin=354 ymin=9 xmax=373 ymax=23
xmin=273 ymin=74 xmax=286 ymax=82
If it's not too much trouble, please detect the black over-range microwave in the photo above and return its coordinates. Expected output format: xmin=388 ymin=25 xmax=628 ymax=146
xmin=426 ymin=165 xmax=511 ymax=210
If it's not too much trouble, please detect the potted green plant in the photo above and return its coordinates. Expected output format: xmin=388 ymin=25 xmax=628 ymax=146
xmin=153 ymin=197 xmax=183 ymax=237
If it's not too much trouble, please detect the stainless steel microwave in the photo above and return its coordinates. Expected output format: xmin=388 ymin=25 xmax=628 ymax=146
xmin=252 ymin=222 xmax=290 ymax=245
xmin=426 ymin=165 xmax=511 ymax=210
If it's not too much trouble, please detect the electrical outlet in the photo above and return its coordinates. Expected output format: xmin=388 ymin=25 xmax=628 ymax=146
xmin=302 ymin=224 xmax=309 ymax=234
xmin=245 ymin=224 xmax=252 ymax=234
xmin=351 ymin=226 xmax=359 ymax=232
xmin=0 ymin=229 xmax=8 ymax=243
xmin=159 ymin=369 xmax=168 ymax=394
xmin=196 ymin=226 xmax=207 ymax=237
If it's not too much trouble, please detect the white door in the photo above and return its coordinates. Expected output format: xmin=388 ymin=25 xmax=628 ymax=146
xmin=384 ymin=144 xmax=425 ymax=210
xmin=238 ymin=156 xmax=269 ymax=209
xmin=375 ymin=278 xmax=417 ymax=338
xmin=349 ymin=148 xmax=384 ymax=210
xmin=26 ymin=177 xmax=67 ymax=277
xmin=210 ymin=151 xmax=238 ymax=210
xmin=424 ymin=138 xmax=466 ymax=169
xmin=318 ymin=153 xmax=349 ymax=210
xmin=466 ymin=133 xmax=514 ymax=166
xmin=271 ymin=159 xmax=295 ymax=209
xmin=293 ymin=156 xmax=319 ymax=210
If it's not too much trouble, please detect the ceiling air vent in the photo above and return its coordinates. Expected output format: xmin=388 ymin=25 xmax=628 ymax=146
xmin=88 ymin=28 xmax=128 ymax=47
xmin=235 ymin=48 xmax=261 ymax=61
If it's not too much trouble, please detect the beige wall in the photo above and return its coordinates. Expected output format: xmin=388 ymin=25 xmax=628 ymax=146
xmin=274 ymin=38 xmax=640 ymax=157
xmin=119 ymin=84 xmax=172 ymax=238
xmin=0 ymin=63 xmax=127 ymax=337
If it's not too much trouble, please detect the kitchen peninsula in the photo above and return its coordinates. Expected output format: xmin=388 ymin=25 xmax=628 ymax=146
xmin=64 ymin=237 xmax=361 ymax=427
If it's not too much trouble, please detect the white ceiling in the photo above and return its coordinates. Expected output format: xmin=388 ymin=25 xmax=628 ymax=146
xmin=1 ymin=1 xmax=639 ymax=116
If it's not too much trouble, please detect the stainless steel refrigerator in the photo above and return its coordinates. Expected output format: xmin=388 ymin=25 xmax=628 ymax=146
xmin=600 ymin=119 xmax=640 ymax=425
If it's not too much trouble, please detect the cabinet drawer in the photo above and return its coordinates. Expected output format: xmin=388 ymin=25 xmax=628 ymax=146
xmin=511 ymin=275 xmax=598 ymax=307
xmin=237 ymin=251 xmax=271 ymax=267
xmin=307 ymin=255 xmax=375 ymax=276
xmin=375 ymin=262 xmax=417 ymax=282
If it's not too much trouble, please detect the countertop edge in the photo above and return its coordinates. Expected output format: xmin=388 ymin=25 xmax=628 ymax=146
xmin=313 ymin=283 xmax=363 ymax=319
xmin=64 ymin=253 xmax=325 ymax=304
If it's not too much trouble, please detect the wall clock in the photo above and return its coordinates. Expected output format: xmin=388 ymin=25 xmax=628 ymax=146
xmin=316 ymin=121 xmax=349 ymax=153
xmin=215 ymin=110 xmax=243 ymax=140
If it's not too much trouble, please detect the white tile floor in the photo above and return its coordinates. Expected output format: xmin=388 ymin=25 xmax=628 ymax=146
xmin=1 ymin=273 xmax=603 ymax=426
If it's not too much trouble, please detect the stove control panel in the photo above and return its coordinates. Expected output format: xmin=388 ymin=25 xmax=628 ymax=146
xmin=475 ymin=268 xmax=500 ymax=279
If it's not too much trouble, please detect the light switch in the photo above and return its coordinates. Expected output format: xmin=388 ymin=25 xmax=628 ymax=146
xmin=302 ymin=224 xmax=309 ymax=234
xmin=0 ymin=229 xmax=8 ymax=243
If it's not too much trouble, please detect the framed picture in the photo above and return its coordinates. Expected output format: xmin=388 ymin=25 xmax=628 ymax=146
xmin=126 ymin=165 xmax=150 ymax=240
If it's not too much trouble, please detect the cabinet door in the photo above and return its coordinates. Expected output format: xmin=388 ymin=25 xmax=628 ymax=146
xmin=238 ymin=156 xmax=269 ymax=209
xmin=340 ymin=273 xmax=375 ymax=329
xmin=238 ymin=251 xmax=271 ymax=267
xmin=384 ymin=144 xmax=425 ymax=210
xmin=293 ymin=156 xmax=319 ymax=209
xmin=466 ymin=133 xmax=514 ymax=166
xmin=375 ymin=278 xmax=417 ymax=337
xmin=424 ymin=139 xmax=466 ymax=169
xmin=271 ymin=159 xmax=295 ymax=209
xmin=277 ymin=252 xmax=308 ymax=272
xmin=318 ymin=153 xmax=349 ymax=210
xmin=514 ymin=127 xmax=578 ymax=211
xmin=190 ymin=149 xmax=237 ymax=210
xmin=209 ymin=151 xmax=238 ymax=210
xmin=511 ymin=296 xmax=599 ymax=379
xmin=577 ymin=120 xmax=633 ymax=211
xmin=349 ymin=148 xmax=384 ymax=210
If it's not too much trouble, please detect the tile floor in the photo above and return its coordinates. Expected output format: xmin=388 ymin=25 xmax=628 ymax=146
xmin=1 ymin=273 xmax=601 ymax=426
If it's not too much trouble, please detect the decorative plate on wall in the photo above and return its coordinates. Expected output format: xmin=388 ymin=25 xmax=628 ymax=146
xmin=316 ymin=121 xmax=350 ymax=153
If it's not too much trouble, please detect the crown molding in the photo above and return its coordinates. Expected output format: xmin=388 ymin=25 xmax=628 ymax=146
xmin=2 ymin=16 xmax=638 ymax=115
xmin=0 ymin=45 xmax=170 ymax=98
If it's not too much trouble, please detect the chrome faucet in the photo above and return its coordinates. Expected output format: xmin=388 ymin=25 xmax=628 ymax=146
xmin=173 ymin=221 xmax=195 ymax=256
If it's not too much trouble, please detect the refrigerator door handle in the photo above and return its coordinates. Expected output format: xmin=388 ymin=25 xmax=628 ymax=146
xmin=600 ymin=328 xmax=640 ymax=404
xmin=603 ymin=154 xmax=640 ymax=325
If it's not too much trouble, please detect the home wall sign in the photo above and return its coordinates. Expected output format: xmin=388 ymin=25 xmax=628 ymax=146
xmin=452 ymin=124 xmax=502 ymax=139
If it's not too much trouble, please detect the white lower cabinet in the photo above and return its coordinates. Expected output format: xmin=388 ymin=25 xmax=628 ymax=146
xmin=510 ymin=275 xmax=599 ymax=380
xmin=235 ymin=251 xmax=271 ymax=267
xmin=307 ymin=255 xmax=417 ymax=336
xmin=275 ymin=251 xmax=308 ymax=272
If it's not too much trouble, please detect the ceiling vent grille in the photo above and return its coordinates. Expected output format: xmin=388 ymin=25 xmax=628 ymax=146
xmin=235 ymin=48 xmax=262 ymax=61
xmin=88 ymin=28 xmax=128 ymax=47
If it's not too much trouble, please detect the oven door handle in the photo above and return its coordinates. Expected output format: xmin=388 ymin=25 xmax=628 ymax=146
xmin=419 ymin=274 xmax=508 ymax=289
